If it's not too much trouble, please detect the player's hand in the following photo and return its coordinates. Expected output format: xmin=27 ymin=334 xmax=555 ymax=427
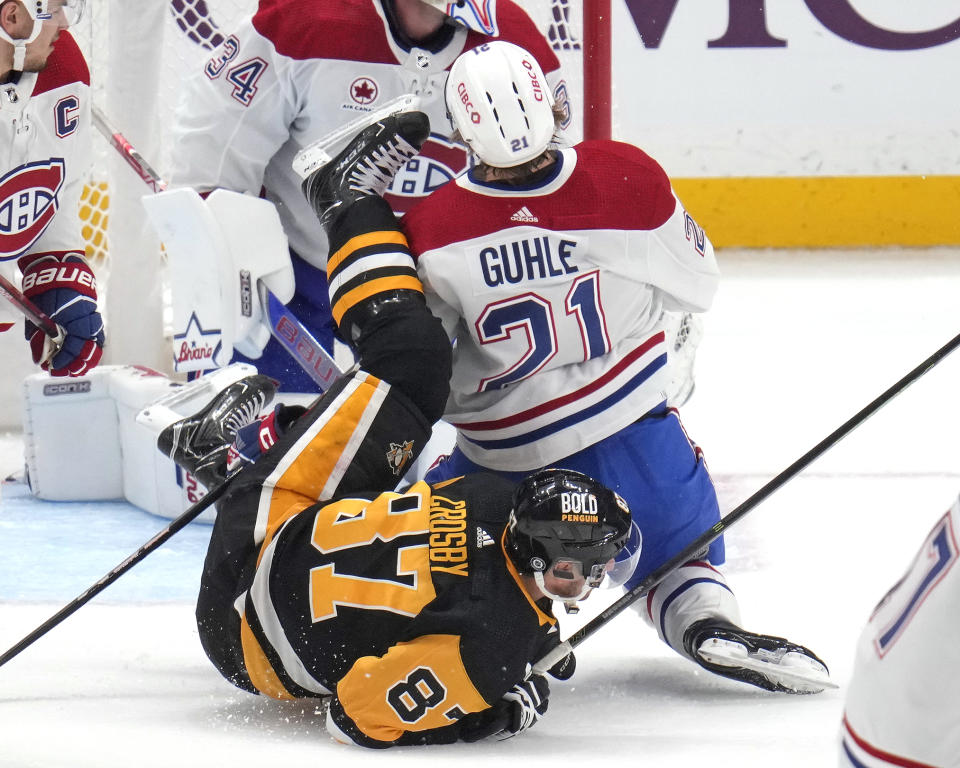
xmin=20 ymin=253 xmax=105 ymax=376
xmin=536 ymin=629 xmax=577 ymax=680
xmin=458 ymin=673 xmax=550 ymax=742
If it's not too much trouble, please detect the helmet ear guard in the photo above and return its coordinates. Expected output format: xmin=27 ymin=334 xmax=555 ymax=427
xmin=444 ymin=40 xmax=556 ymax=168
xmin=506 ymin=469 xmax=638 ymax=610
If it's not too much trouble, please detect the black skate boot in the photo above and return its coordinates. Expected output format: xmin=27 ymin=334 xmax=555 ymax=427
xmin=683 ymin=619 xmax=834 ymax=694
xmin=157 ymin=374 xmax=276 ymax=488
xmin=301 ymin=110 xmax=430 ymax=226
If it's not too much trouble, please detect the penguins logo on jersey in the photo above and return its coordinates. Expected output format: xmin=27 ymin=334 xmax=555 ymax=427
xmin=0 ymin=159 xmax=66 ymax=260
xmin=384 ymin=134 xmax=468 ymax=214
xmin=387 ymin=439 xmax=415 ymax=476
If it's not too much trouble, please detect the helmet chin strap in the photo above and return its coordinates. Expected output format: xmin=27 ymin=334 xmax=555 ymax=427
xmin=1 ymin=17 xmax=43 ymax=75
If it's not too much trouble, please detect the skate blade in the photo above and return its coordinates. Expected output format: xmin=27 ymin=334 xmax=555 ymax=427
xmin=292 ymin=93 xmax=422 ymax=180
xmin=698 ymin=639 xmax=838 ymax=692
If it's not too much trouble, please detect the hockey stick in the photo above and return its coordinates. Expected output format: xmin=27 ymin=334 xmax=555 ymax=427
xmin=91 ymin=105 xmax=166 ymax=193
xmin=0 ymin=472 xmax=231 ymax=669
xmin=91 ymin=107 xmax=344 ymax=389
xmin=0 ymin=272 xmax=66 ymax=360
xmin=534 ymin=329 xmax=960 ymax=674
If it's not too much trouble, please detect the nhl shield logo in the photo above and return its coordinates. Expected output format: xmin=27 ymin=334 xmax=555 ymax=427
xmin=0 ymin=159 xmax=66 ymax=260
xmin=386 ymin=439 xmax=415 ymax=476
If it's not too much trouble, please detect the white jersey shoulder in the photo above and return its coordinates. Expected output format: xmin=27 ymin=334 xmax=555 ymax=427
xmin=840 ymin=497 xmax=960 ymax=767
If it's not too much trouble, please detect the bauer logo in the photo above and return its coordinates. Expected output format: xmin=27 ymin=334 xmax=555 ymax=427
xmin=0 ymin=159 xmax=66 ymax=260
xmin=43 ymin=381 xmax=91 ymax=396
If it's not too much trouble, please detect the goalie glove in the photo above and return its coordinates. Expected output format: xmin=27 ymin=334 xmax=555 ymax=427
xmin=19 ymin=252 xmax=105 ymax=376
xmin=458 ymin=673 xmax=550 ymax=743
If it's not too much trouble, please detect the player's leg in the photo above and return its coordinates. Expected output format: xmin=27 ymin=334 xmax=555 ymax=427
xmin=562 ymin=406 xmax=832 ymax=693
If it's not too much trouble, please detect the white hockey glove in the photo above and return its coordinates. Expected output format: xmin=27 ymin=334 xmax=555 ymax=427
xmin=458 ymin=673 xmax=550 ymax=742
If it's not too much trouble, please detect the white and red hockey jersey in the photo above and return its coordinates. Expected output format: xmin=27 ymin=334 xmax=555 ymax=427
xmin=840 ymin=497 xmax=960 ymax=768
xmin=169 ymin=0 xmax=564 ymax=268
xmin=403 ymin=141 xmax=720 ymax=470
xmin=0 ymin=31 xmax=91 ymax=282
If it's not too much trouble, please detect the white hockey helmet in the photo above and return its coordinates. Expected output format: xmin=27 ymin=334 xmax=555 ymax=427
xmin=420 ymin=0 xmax=499 ymax=36
xmin=0 ymin=0 xmax=84 ymax=70
xmin=445 ymin=40 xmax=556 ymax=168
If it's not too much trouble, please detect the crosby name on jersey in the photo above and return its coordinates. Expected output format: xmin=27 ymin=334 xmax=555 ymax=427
xmin=404 ymin=140 xmax=720 ymax=470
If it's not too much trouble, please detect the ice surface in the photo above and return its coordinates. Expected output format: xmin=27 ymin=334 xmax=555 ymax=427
xmin=1 ymin=249 xmax=958 ymax=767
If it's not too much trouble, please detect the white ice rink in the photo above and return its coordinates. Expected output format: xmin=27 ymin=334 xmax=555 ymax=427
xmin=1 ymin=249 xmax=959 ymax=767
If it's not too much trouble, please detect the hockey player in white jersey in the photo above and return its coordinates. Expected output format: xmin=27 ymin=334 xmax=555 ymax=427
xmin=0 ymin=0 xmax=103 ymax=377
xmin=840 ymin=496 xmax=960 ymax=767
xmin=169 ymin=0 xmax=569 ymax=393
xmin=298 ymin=41 xmax=831 ymax=695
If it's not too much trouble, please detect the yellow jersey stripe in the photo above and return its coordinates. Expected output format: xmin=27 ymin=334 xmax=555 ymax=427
xmin=328 ymin=230 xmax=410 ymax=274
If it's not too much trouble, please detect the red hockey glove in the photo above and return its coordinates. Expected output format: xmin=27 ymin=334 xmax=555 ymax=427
xmin=19 ymin=252 xmax=105 ymax=377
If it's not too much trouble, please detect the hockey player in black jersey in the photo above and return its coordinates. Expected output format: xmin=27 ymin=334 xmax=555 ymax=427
xmin=159 ymin=111 xmax=639 ymax=748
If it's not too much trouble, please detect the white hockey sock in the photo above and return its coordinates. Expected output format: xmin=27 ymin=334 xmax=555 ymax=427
xmin=635 ymin=560 xmax=742 ymax=658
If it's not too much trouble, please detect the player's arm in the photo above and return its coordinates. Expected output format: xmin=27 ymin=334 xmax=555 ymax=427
xmin=16 ymin=92 xmax=104 ymax=376
xmin=327 ymin=633 xmax=488 ymax=747
xmin=168 ymin=17 xmax=301 ymax=195
xmin=612 ymin=148 xmax=719 ymax=313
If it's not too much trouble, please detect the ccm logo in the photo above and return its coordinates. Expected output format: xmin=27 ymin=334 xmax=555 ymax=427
xmin=43 ymin=381 xmax=91 ymax=396
xmin=457 ymin=82 xmax=481 ymax=124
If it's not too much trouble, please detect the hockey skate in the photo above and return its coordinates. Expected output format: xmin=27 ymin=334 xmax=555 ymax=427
xmin=300 ymin=110 xmax=430 ymax=226
xmin=683 ymin=619 xmax=835 ymax=694
xmin=157 ymin=374 xmax=276 ymax=488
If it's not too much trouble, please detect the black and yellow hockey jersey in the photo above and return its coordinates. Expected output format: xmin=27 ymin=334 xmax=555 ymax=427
xmin=206 ymin=470 xmax=559 ymax=747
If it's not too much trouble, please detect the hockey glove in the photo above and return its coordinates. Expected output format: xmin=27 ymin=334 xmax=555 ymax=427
xmin=537 ymin=629 xmax=577 ymax=680
xmin=458 ymin=673 xmax=550 ymax=742
xmin=19 ymin=252 xmax=104 ymax=376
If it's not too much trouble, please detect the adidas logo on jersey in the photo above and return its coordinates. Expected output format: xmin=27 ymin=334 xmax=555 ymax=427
xmin=510 ymin=206 xmax=539 ymax=223
xmin=476 ymin=527 xmax=496 ymax=548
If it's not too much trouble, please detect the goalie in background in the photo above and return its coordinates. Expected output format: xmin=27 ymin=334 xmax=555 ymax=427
xmin=0 ymin=0 xmax=104 ymax=377
xmin=158 ymin=109 xmax=641 ymax=747
xmin=839 ymin=495 xmax=960 ymax=767
xmin=168 ymin=0 xmax=569 ymax=394
xmin=298 ymin=41 xmax=831 ymax=695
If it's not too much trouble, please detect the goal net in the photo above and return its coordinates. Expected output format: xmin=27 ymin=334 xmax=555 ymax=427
xmin=68 ymin=0 xmax=590 ymax=374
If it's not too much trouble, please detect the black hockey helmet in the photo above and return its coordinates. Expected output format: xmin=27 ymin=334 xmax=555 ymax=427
xmin=506 ymin=469 xmax=635 ymax=608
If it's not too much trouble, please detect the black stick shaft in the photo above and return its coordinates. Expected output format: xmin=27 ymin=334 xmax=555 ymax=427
xmin=538 ymin=330 xmax=960 ymax=669
xmin=0 ymin=480 xmax=229 ymax=669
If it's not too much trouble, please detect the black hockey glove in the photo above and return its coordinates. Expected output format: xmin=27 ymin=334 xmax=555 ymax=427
xmin=537 ymin=630 xmax=577 ymax=680
xmin=458 ymin=674 xmax=550 ymax=743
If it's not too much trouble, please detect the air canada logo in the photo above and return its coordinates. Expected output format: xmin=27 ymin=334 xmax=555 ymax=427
xmin=350 ymin=77 xmax=378 ymax=105
xmin=0 ymin=159 xmax=66 ymax=260
xmin=387 ymin=439 xmax=415 ymax=476
xmin=172 ymin=311 xmax=223 ymax=372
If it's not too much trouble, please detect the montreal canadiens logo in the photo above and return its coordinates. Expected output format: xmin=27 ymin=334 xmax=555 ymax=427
xmin=350 ymin=77 xmax=378 ymax=105
xmin=0 ymin=159 xmax=66 ymax=260
xmin=384 ymin=134 xmax=469 ymax=214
